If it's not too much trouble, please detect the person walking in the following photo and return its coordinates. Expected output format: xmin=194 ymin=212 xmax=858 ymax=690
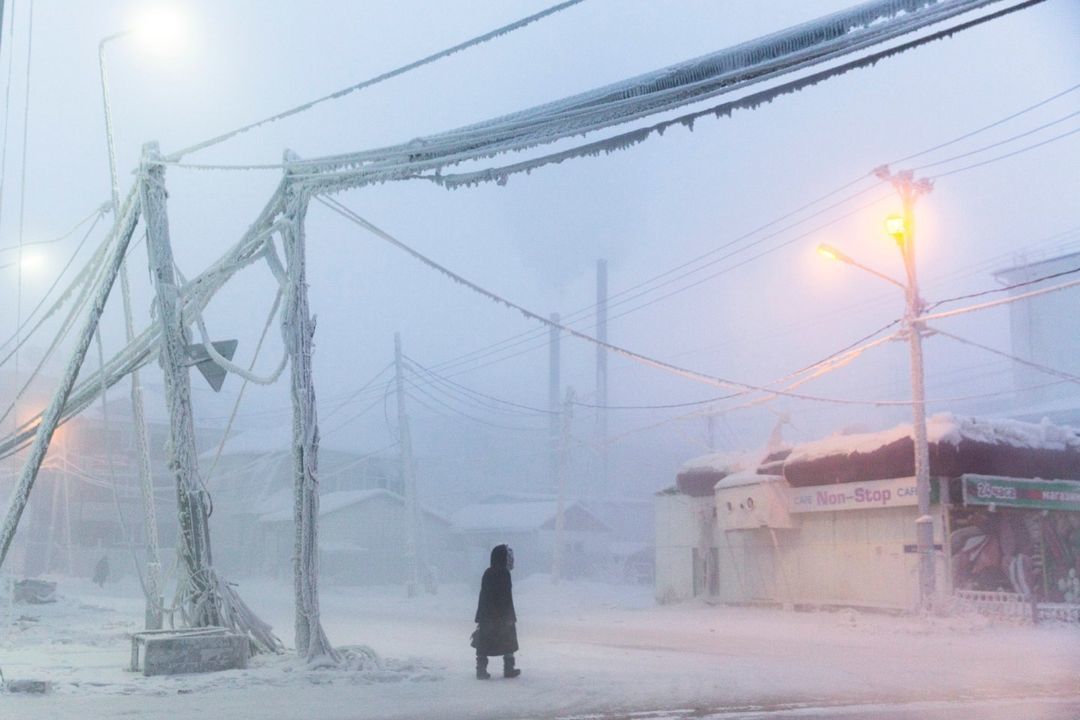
xmin=472 ymin=544 xmax=521 ymax=679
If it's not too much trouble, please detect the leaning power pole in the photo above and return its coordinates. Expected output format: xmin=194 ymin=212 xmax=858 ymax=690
xmin=394 ymin=333 xmax=422 ymax=598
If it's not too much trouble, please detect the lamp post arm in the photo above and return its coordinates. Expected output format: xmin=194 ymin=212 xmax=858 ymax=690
xmin=839 ymin=255 xmax=908 ymax=292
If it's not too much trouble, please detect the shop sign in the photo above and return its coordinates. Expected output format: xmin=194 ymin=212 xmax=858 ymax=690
xmin=961 ymin=474 xmax=1080 ymax=512
xmin=788 ymin=476 xmax=918 ymax=513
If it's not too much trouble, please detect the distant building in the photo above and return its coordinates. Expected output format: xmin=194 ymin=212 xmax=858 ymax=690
xmin=256 ymin=488 xmax=458 ymax=585
xmin=203 ymin=426 xmax=402 ymax=577
xmin=656 ymin=414 xmax=1080 ymax=614
xmin=994 ymin=251 xmax=1080 ymax=424
xmin=450 ymin=496 xmax=610 ymax=579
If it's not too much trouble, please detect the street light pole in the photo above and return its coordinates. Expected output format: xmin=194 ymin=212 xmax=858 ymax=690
xmin=881 ymin=168 xmax=936 ymax=611
xmin=821 ymin=167 xmax=936 ymax=611
xmin=99 ymin=32 xmax=163 ymax=630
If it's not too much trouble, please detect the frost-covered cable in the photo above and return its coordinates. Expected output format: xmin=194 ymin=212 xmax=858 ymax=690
xmin=164 ymin=0 xmax=587 ymax=161
xmin=931 ymin=328 xmax=1080 ymax=385
xmin=315 ymin=196 xmax=933 ymax=407
xmin=921 ymin=274 xmax=1080 ymax=322
xmin=292 ymin=0 xmax=1032 ymax=194
xmin=424 ymin=0 xmax=1045 ymax=191
xmin=0 ymin=207 xmax=107 ymax=361
xmin=0 ymin=183 xmax=288 ymax=462
xmin=205 ymin=288 xmax=283 ymax=484
xmin=191 ymin=284 xmax=289 ymax=385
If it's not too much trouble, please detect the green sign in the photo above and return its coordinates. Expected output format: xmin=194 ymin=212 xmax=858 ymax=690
xmin=962 ymin=474 xmax=1080 ymax=512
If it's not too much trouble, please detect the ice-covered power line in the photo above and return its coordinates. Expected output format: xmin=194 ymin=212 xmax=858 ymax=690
xmin=931 ymin=328 xmax=1080 ymax=386
xmin=337 ymin=81 xmax=1077 ymax=388
xmin=922 ymin=274 xmax=1080 ymax=322
xmin=927 ymin=263 xmax=1080 ymax=310
xmin=315 ymin=196 xmax=932 ymax=408
xmin=165 ymin=0 xmax=587 ymax=161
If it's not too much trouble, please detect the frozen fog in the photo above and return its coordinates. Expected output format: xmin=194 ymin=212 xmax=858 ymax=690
xmin=0 ymin=0 xmax=1078 ymax=718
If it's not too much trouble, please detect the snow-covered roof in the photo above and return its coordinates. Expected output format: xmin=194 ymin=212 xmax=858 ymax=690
xmin=259 ymin=488 xmax=448 ymax=524
xmin=677 ymin=450 xmax=749 ymax=476
xmin=714 ymin=471 xmax=783 ymax=490
xmin=786 ymin=413 xmax=1080 ymax=466
xmin=450 ymin=501 xmax=606 ymax=534
xmin=198 ymin=425 xmax=369 ymax=459
xmin=261 ymin=489 xmax=390 ymax=523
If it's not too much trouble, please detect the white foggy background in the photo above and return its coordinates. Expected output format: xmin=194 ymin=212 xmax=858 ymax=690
xmin=1 ymin=0 xmax=1078 ymax=562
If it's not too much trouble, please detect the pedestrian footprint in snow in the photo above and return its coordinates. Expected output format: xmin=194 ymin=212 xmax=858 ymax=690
xmin=471 ymin=544 xmax=521 ymax=679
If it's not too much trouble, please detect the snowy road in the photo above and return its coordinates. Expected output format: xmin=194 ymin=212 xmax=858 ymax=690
xmin=2 ymin=576 xmax=1078 ymax=719
xmin=553 ymin=696 xmax=1080 ymax=720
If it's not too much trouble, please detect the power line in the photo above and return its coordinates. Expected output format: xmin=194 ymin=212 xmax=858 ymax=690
xmin=890 ymin=81 xmax=1080 ymax=166
xmin=911 ymin=108 xmax=1080 ymax=172
xmin=404 ymin=353 xmax=554 ymax=415
xmin=922 ymin=274 xmax=1080 ymax=323
xmin=927 ymin=263 xmax=1080 ymax=311
xmin=315 ymin=197 xmax=956 ymax=409
xmin=343 ymin=83 xmax=1079 ymax=387
xmin=929 ymin=124 xmax=1080 ymax=180
xmin=166 ymin=0 xmax=587 ymax=160
xmin=931 ymin=327 xmax=1080 ymax=386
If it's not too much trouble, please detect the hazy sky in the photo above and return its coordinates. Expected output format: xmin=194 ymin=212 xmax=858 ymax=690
xmin=1 ymin=0 xmax=1078 ymax=498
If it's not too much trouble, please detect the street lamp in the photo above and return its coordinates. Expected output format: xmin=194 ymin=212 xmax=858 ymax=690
xmin=819 ymin=169 xmax=936 ymax=611
xmin=97 ymin=10 xmax=186 ymax=631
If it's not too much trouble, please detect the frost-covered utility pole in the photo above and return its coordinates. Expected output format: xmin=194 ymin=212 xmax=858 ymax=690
xmin=0 ymin=193 xmax=141 ymax=571
xmin=393 ymin=332 xmax=422 ymax=598
xmin=595 ymin=260 xmax=608 ymax=498
xmin=140 ymin=141 xmax=221 ymax=628
xmin=552 ymin=387 xmax=574 ymax=584
xmin=876 ymin=166 xmax=936 ymax=611
xmin=281 ymin=153 xmax=337 ymax=662
xmin=548 ymin=313 xmax=560 ymax=494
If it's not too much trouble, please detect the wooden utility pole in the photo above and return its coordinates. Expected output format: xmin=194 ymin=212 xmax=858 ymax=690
xmin=552 ymin=387 xmax=574 ymax=584
xmin=282 ymin=151 xmax=337 ymax=661
xmin=141 ymin=142 xmax=221 ymax=627
xmin=394 ymin=332 xmax=423 ymax=597
xmin=548 ymin=313 xmax=560 ymax=494
xmin=595 ymin=260 xmax=608 ymax=498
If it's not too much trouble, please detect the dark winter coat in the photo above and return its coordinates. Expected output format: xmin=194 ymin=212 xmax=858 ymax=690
xmin=472 ymin=544 xmax=518 ymax=656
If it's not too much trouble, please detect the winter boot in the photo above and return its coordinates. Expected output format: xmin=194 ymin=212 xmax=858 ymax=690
xmin=476 ymin=655 xmax=491 ymax=680
xmin=503 ymin=655 xmax=521 ymax=679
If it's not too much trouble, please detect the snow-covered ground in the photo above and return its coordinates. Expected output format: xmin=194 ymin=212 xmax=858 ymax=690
xmin=1 ymin=574 xmax=1078 ymax=719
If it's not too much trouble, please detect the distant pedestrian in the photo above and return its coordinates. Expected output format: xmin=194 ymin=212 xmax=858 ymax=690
xmin=92 ymin=555 xmax=109 ymax=588
xmin=471 ymin=544 xmax=520 ymax=679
